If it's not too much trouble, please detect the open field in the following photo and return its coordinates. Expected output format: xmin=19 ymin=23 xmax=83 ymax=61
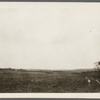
xmin=0 ymin=68 xmax=100 ymax=93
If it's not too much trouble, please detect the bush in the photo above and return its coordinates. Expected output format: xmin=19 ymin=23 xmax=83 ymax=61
xmin=94 ymin=61 xmax=100 ymax=72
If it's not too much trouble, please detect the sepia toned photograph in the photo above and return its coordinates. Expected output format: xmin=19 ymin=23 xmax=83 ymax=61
xmin=0 ymin=2 xmax=100 ymax=96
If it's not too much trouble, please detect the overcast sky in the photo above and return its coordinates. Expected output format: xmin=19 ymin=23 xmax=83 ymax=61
xmin=0 ymin=3 xmax=100 ymax=70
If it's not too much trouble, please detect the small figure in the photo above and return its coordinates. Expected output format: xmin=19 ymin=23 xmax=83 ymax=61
xmin=85 ymin=76 xmax=91 ymax=87
xmin=88 ymin=79 xmax=91 ymax=87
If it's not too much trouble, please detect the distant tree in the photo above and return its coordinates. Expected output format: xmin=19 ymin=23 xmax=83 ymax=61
xmin=94 ymin=61 xmax=100 ymax=72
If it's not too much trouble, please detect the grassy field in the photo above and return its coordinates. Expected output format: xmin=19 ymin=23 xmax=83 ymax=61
xmin=0 ymin=68 xmax=100 ymax=93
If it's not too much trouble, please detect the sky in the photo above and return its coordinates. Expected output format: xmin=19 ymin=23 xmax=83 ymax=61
xmin=0 ymin=3 xmax=100 ymax=70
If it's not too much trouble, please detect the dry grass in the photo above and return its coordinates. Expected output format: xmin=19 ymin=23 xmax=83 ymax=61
xmin=0 ymin=69 xmax=100 ymax=93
